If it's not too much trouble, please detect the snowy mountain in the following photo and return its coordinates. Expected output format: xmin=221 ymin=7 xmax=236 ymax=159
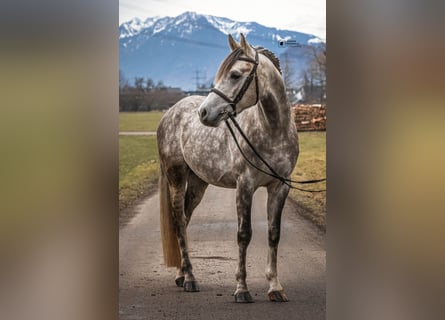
xmin=119 ymin=11 xmax=323 ymax=90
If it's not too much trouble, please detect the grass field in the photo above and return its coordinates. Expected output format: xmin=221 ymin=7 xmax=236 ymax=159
xmin=119 ymin=135 xmax=159 ymax=211
xmin=119 ymin=112 xmax=326 ymax=230
xmin=119 ymin=111 xmax=164 ymax=131
xmin=290 ymin=132 xmax=326 ymax=230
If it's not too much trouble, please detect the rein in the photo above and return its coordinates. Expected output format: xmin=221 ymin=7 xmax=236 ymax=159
xmin=225 ymin=114 xmax=326 ymax=192
xmin=212 ymin=48 xmax=326 ymax=193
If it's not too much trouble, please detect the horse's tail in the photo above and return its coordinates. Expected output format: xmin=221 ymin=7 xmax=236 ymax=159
xmin=159 ymin=167 xmax=182 ymax=268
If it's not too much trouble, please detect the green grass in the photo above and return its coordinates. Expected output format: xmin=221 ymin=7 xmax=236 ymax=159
xmin=119 ymin=111 xmax=164 ymax=131
xmin=289 ymin=132 xmax=326 ymax=230
xmin=119 ymin=136 xmax=159 ymax=211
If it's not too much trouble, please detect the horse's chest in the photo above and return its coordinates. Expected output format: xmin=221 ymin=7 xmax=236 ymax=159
xmin=182 ymin=136 xmax=237 ymax=187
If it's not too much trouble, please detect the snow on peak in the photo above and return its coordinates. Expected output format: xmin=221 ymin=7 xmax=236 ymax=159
xmin=204 ymin=14 xmax=252 ymax=36
xmin=172 ymin=12 xmax=200 ymax=27
xmin=308 ymin=37 xmax=324 ymax=44
xmin=181 ymin=11 xmax=198 ymax=19
xmin=120 ymin=16 xmax=159 ymax=38
xmin=119 ymin=12 xmax=317 ymax=44
xmin=274 ymin=34 xmax=292 ymax=41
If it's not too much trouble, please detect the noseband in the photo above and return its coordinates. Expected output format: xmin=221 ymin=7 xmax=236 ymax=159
xmin=210 ymin=49 xmax=259 ymax=116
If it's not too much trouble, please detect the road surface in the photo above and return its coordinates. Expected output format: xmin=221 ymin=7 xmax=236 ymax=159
xmin=119 ymin=185 xmax=325 ymax=319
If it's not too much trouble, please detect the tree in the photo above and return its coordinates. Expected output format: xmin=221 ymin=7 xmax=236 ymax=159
xmin=134 ymin=77 xmax=145 ymax=90
xmin=282 ymin=52 xmax=296 ymax=89
xmin=119 ymin=76 xmax=187 ymax=112
xmin=302 ymin=43 xmax=326 ymax=104
xmin=156 ymin=80 xmax=165 ymax=89
xmin=119 ymin=69 xmax=128 ymax=91
xmin=282 ymin=51 xmax=299 ymax=103
xmin=146 ymin=78 xmax=154 ymax=91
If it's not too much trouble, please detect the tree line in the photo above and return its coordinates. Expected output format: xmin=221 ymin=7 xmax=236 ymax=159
xmin=282 ymin=43 xmax=326 ymax=105
xmin=119 ymin=71 xmax=187 ymax=111
xmin=302 ymin=43 xmax=326 ymax=104
xmin=120 ymin=42 xmax=326 ymax=111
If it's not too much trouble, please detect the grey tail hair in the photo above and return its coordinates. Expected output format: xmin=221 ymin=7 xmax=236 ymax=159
xmin=159 ymin=167 xmax=182 ymax=268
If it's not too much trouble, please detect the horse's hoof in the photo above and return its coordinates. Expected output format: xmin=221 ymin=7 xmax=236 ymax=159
xmin=175 ymin=276 xmax=185 ymax=287
xmin=268 ymin=290 xmax=289 ymax=302
xmin=183 ymin=280 xmax=200 ymax=292
xmin=234 ymin=291 xmax=254 ymax=303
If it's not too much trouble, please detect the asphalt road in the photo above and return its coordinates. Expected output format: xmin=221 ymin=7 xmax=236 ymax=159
xmin=119 ymin=185 xmax=325 ymax=319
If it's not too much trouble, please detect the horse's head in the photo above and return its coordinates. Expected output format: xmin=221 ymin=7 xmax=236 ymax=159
xmin=199 ymin=34 xmax=260 ymax=127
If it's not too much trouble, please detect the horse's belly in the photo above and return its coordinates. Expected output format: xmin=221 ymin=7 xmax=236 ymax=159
xmin=198 ymin=169 xmax=237 ymax=188
xmin=182 ymin=145 xmax=237 ymax=188
xmin=185 ymin=155 xmax=237 ymax=188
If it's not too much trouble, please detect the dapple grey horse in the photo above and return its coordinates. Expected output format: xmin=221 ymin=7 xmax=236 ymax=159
xmin=157 ymin=33 xmax=298 ymax=303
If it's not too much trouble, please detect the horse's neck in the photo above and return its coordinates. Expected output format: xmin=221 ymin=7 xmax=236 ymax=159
xmin=256 ymin=72 xmax=292 ymax=133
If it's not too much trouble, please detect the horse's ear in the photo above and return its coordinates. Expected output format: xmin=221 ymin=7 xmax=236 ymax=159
xmin=228 ymin=34 xmax=239 ymax=51
xmin=239 ymin=33 xmax=248 ymax=50
xmin=239 ymin=33 xmax=254 ymax=57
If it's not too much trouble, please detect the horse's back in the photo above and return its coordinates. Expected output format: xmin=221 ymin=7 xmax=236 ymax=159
xmin=158 ymin=95 xmax=205 ymax=133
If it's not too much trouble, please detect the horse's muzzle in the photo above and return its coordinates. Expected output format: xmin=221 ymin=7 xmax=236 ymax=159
xmin=198 ymin=107 xmax=208 ymax=121
xmin=198 ymin=104 xmax=227 ymax=127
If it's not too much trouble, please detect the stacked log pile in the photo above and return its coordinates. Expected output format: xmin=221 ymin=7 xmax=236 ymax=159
xmin=292 ymin=104 xmax=327 ymax=131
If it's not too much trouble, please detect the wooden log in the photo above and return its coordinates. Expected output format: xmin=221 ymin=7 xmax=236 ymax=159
xmin=292 ymin=104 xmax=327 ymax=131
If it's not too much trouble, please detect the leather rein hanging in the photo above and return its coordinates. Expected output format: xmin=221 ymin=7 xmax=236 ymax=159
xmin=210 ymin=48 xmax=326 ymax=193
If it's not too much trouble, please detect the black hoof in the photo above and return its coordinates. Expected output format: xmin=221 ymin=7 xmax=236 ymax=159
xmin=175 ymin=276 xmax=185 ymax=287
xmin=183 ymin=280 xmax=200 ymax=292
xmin=234 ymin=291 xmax=254 ymax=303
xmin=268 ymin=290 xmax=289 ymax=302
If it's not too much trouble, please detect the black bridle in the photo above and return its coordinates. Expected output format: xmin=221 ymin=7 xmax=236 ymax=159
xmin=210 ymin=49 xmax=259 ymax=116
xmin=210 ymin=48 xmax=326 ymax=192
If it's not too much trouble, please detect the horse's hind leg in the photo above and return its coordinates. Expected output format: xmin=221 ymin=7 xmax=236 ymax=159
xmin=165 ymin=165 xmax=200 ymax=292
xmin=265 ymin=181 xmax=290 ymax=302
xmin=184 ymin=171 xmax=208 ymax=226
xmin=175 ymin=171 xmax=208 ymax=287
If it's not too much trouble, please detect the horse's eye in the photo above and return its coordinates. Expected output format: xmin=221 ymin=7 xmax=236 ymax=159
xmin=230 ymin=71 xmax=241 ymax=80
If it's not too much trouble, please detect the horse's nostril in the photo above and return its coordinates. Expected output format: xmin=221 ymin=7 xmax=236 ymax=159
xmin=200 ymin=108 xmax=208 ymax=119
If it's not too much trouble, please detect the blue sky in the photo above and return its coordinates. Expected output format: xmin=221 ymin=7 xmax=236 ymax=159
xmin=119 ymin=0 xmax=326 ymax=40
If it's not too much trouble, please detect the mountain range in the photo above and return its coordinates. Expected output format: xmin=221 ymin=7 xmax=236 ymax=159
xmin=119 ymin=11 xmax=323 ymax=90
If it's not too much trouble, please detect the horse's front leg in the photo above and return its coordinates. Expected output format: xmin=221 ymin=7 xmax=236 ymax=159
xmin=266 ymin=181 xmax=290 ymax=302
xmin=234 ymin=181 xmax=254 ymax=303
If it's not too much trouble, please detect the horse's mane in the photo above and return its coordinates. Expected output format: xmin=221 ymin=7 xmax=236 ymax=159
xmin=255 ymin=46 xmax=282 ymax=75
xmin=215 ymin=46 xmax=282 ymax=82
